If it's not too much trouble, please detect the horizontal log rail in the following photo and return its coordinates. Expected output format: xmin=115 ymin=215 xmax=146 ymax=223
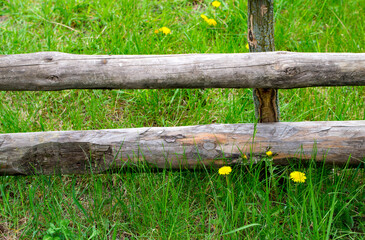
xmin=0 ymin=121 xmax=364 ymax=175
xmin=1 ymin=51 xmax=365 ymax=91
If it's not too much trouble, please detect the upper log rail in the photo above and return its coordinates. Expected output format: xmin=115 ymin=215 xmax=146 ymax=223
xmin=1 ymin=51 xmax=365 ymax=91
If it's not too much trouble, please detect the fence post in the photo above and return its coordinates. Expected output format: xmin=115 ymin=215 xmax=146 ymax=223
xmin=248 ymin=0 xmax=279 ymax=122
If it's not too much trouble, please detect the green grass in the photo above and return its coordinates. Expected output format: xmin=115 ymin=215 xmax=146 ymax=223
xmin=0 ymin=0 xmax=364 ymax=239
xmin=1 ymin=162 xmax=364 ymax=239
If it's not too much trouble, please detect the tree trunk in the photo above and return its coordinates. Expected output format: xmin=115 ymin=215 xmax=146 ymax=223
xmin=0 ymin=121 xmax=364 ymax=175
xmin=248 ymin=0 xmax=279 ymax=122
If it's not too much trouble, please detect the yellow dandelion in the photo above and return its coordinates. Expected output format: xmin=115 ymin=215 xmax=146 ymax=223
xmin=243 ymin=154 xmax=247 ymax=159
xmin=206 ymin=18 xmax=217 ymax=26
xmin=201 ymin=14 xmax=208 ymax=20
xmin=266 ymin=150 xmax=273 ymax=157
xmin=212 ymin=1 xmax=221 ymax=8
xmin=290 ymin=171 xmax=307 ymax=183
xmin=246 ymin=43 xmax=249 ymax=49
xmin=218 ymin=166 xmax=232 ymax=175
xmin=154 ymin=29 xmax=159 ymax=34
xmin=159 ymin=27 xmax=171 ymax=35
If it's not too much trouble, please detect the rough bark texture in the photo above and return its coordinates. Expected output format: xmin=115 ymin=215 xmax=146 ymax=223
xmin=0 ymin=121 xmax=364 ymax=175
xmin=248 ymin=0 xmax=279 ymax=123
xmin=0 ymin=52 xmax=365 ymax=91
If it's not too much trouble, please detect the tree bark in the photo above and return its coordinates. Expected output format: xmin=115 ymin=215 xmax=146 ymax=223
xmin=0 ymin=121 xmax=364 ymax=175
xmin=0 ymin=52 xmax=364 ymax=91
xmin=248 ymin=0 xmax=279 ymax=122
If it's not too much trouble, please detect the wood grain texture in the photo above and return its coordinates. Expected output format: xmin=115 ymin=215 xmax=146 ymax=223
xmin=254 ymin=88 xmax=279 ymax=122
xmin=248 ymin=0 xmax=279 ymax=122
xmin=0 ymin=51 xmax=364 ymax=91
xmin=0 ymin=121 xmax=364 ymax=175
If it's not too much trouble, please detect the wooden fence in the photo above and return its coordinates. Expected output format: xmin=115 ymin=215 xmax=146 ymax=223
xmin=0 ymin=0 xmax=364 ymax=175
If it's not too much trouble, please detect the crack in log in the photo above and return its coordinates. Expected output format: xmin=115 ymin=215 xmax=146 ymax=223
xmin=247 ymin=15 xmax=258 ymax=48
xmin=276 ymin=125 xmax=298 ymax=139
xmin=139 ymin=127 xmax=152 ymax=136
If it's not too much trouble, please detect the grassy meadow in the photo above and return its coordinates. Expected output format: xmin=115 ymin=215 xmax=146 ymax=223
xmin=0 ymin=0 xmax=364 ymax=239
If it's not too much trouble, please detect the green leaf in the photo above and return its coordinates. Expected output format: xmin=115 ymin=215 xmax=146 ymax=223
xmin=221 ymin=223 xmax=261 ymax=236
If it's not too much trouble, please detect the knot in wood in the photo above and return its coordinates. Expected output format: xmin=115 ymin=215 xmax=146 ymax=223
xmin=203 ymin=141 xmax=216 ymax=150
xmin=44 ymin=56 xmax=53 ymax=62
xmin=161 ymin=134 xmax=185 ymax=143
xmin=164 ymin=137 xmax=176 ymax=143
xmin=284 ymin=67 xmax=300 ymax=76
xmin=47 ymin=75 xmax=59 ymax=81
xmin=260 ymin=5 xmax=268 ymax=16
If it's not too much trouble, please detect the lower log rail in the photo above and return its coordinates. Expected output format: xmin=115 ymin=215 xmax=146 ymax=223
xmin=0 ymin=121 xmax=364 ymax=175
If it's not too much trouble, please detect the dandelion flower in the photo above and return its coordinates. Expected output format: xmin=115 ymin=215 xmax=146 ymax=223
xmin=218 ymin=166 xmax=232 ymax=175
xmin=201 ymin=14 xmax=208 ymax=21
xmin=154 ymin=29 xmax=159 ymax=34
xmin=206 ymin=18 xmax=217 ymax=26
xmin=290 ymin=171 xmax=307 ymax=183
xmin=246 ymin=43 xmax=249 ymax=49
xmin=212 ymin=1 xmax=221 ymax=8
xmin=159 ymin=27 xmax=171 ymax=35
xmin=266 ymin=150 xmax=273 ymax=157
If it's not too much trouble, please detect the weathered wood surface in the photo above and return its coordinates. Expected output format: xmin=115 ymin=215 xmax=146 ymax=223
xmin=0 ymin=121 xmax=364 ymax=175
xmin=248 ymin=0 xmax=279 ymax=123
xmin=1 ymin=52 xmax=365 ymax=91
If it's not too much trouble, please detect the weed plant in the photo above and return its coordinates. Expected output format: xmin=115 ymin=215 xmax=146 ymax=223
xmin=0 ymin=0 xmax=364 ymax=239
